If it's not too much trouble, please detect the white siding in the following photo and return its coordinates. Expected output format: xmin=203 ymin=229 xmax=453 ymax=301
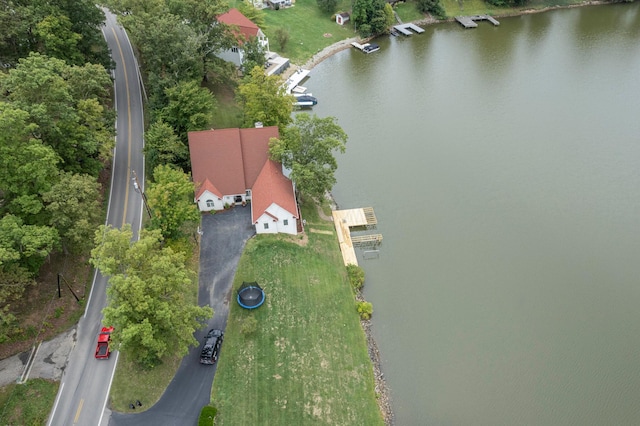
xmin=255 ymin=203 xmax=296 ymax=235
xmin=197 ymin=190 xmax=224 ymax=212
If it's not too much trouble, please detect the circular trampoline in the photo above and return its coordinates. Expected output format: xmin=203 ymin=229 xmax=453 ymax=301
xmin=237 ymin=282 xmax=265 ymax=309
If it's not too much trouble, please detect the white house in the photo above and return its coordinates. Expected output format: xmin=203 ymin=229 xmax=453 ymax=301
xmin=188 ymin=126 xmax=300 ymax=235
xmin=216 ymin=8 xmax=270 ymax=68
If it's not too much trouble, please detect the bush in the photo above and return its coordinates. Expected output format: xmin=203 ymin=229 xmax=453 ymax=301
xmin=416 ymin=0 xmax=445 ymax=19
xmin=317 ymin=0 xmax=338 ymax=13
xmin=346 ymin=264 xmax=365 ymax=291
xmin=239 ymin=315 xmax=258 ymax=335
xmin=198 ymin=405 xmax=217 ymax=426
xmin=356 ymin=301 xmax=373 ymax=320
xmin=274 ymin=28 xmax=290 ymax=52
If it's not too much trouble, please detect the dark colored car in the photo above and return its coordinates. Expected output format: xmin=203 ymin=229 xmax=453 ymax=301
xmin=200 ymin=329 xmax=224 ymax=365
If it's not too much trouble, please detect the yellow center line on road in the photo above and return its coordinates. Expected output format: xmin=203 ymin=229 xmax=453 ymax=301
xmin=74 ymin=398 xmax=84 ymax=424
xmin=110 ymin=26 xmax=133 ymax=228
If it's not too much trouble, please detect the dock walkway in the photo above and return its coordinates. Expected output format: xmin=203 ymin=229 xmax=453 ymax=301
xmin=455 ymin=15 xmax=500 ymax=28
xmin=393 ymin=23 xmax=425 ymax=36
xmin=332 ymin=208 xmax=382 ymax=266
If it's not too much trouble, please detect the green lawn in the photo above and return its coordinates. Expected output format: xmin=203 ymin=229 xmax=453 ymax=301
xmin=210 ymin=202 xmax=384 ymax=425
xmin=0 ymin=379 xmax=59 ymax=425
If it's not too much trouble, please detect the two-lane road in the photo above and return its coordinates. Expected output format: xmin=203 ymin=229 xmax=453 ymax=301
xmin=47 ymin=10 xmax=145 ymax=426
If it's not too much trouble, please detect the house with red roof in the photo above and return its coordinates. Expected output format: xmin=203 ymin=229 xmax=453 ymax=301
xmin=216 ymin=8 xmax=270 ymax=68
xmin=188 ymin=126 xmax=300 ymax=235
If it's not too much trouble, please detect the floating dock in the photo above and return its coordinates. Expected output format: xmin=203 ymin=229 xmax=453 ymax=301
xmin=332 ymin=207 xmax=382 ymax=266
xmin=393 ymin=23 xmax=425 ymax=36
xmin=284 ymin=68 xmax=310 ymax=94
xmin=351 ymin=42 xmax=380 ymax=53
xmin=455 ymin=15 xmax=500 ymax=28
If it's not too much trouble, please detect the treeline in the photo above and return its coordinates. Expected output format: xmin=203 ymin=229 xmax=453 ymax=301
xmin=0 ymin=0 xmax=114 ymax=340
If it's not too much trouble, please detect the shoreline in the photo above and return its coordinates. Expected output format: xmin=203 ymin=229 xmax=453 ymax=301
xmin=281 ymin=0 xmax=612 ymax=77
xmin=302 ymin=3 xmax=610 ymax=423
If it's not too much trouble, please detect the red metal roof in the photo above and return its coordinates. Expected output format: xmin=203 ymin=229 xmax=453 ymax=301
xmin=189 ymin=127 xmax=297 ymax=221
xmin=217 ymin=8 xmax=260 ymax=42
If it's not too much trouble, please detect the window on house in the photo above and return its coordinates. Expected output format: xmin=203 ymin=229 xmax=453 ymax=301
xmin=231 ymin=47 xmax=238 ymax=53
xmin=206 ymin=200 xmax=214 ymax=208
xmin=263 ymin=223 xmax=269 ymax=230
xmin=283 ymin=219 xmax=288 ymax=226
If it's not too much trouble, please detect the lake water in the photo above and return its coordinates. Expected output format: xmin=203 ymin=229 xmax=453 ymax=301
xmin=305 ymin=4 xmax=640 ymax=425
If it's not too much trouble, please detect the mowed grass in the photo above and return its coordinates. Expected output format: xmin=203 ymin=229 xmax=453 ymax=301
xmin=210 ymin=205 xmax=383 ymax=425
xmin=258 ymin=0 xmax=357 ymax=63
xmin=0 ymin=379 xmax=59 ymax=425
xmin=441 ymin=0 xmax=587 ymax=16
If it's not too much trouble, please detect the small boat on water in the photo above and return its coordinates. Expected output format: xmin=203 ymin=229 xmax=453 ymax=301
xmin=293 ymin=94 xmax=318 ymax=107
xmin=351 ymin=41 xmax=380 ymax=54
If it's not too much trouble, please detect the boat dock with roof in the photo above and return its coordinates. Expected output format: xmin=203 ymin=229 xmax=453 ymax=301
xmin=332 ymin=207 xmax=382 ymax=266
xmin=455 ymin=15 xmax=500 ymax=28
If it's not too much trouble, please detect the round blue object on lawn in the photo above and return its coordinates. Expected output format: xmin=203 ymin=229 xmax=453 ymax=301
xmin=237 ymin=282 xmax=265 ymax=309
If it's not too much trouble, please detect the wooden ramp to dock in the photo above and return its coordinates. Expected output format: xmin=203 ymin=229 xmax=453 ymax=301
xmin=455 ymin=15 xmax=500 ymax=29
xmin=393 ymin=23 xmax=425 ymax=36
xmin=332 ymin=208 xmax=382 ymax=266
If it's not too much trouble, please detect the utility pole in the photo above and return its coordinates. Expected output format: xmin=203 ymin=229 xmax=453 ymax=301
xmin=132 ymin=169 xmax=152 ymax=218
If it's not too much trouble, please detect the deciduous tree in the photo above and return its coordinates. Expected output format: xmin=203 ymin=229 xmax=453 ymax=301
xmin=237 ymin=66 xmax=293 ymax=131
xmin=269 ymin=113 xmax=347 ymax=201
xmin=144 ymin=120 xmax=189 ymax=173
xmin=43 ymin=172 xmax=102 ymax=253
xmin=146 ymin=165 xmax=201 ymax=240
xmin=91 ymin=225 xmax=212 ymax=367
xmin=157 ymin=80 xmax=217 ymax=142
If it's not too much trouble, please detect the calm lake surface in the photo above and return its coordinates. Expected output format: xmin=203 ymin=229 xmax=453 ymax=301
xmin=305 ymin=4 xmax=640 ymax=425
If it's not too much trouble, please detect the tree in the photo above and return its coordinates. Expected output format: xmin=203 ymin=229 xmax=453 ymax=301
xmin=1 ymin=53 xmax=114 ymax=176
xmin=0 ymin=215 xmax=59 ymax=275
xmin=91 ymin=225 xmax=212 ymax=367
xmin=241 ymin=36 xmax=266 ymax=75
xmin=317 ymin=0 xmax=338 ymax=14
xmin=0 ymin=102 xmax=60 ymax=223
xmin=416 ymin=0 xmax=445 ymax=18
xmin=237 ymin=0 xmax=266 ymax=28
xmin=157 ymin=80 xmax=217 ymax=142
xmin=274 ymin=28 xmax=290 ymax=52
xmin=43 ymin=172 xmax=102 ymax=253
xmin=237 ymin=66 xmax=294 ymax=132
xmin=34 ymin=14 xmax=84 ymax=65
xmin=144 ymin=120 xmax=189 ymax=173
xmin=351 ymin=0 xmax=389 ymax=37
xmin=269 ymin=113 xmax=347 ymax=201
xmin=146 ymin=165 xmax=201 ymax=240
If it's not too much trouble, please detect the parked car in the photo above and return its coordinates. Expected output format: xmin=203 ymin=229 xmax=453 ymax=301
xmin=95 ymin=326 xmax=114 ymax=359
xmin=200 ymin=329 xmax=224 ymax=365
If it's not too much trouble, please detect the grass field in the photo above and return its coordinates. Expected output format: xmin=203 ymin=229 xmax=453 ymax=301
xmin=0 ymin=379 xmax=59 ymax=425
xmin=210 ymin=202 xmax=384 ymax=425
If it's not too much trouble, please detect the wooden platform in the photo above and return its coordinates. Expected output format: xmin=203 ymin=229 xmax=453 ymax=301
xmin=332 ymin=208 xmax=382 ymax=266
xmin=393 ymin=23 xmax=425 ymax=36
xmin=455 ymin=15 xmax=500 ymax=29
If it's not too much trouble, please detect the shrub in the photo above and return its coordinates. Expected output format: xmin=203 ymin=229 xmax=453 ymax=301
xmin=317 ymin=0 xmax=338 ymax=13
xmin=198 ymin=405 xmax=217 ymax=426
xmin=274 ymin=28 xmax=290 ymax=52
xmin=346 ymin=264 xmax=365 ymax=291
xmin=239 ymin=315 xmax=258 ymax=335
xmin=356 ymin=301 xmax=373 ymax=320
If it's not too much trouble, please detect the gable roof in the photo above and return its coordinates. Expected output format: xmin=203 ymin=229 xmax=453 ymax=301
xmin=217 ymin=8 xmax=260 ymax=42
xmin=188 ymin=126 xmax=296 ymax=220
xmin=251 ymin=159 xmax=298 ymax=223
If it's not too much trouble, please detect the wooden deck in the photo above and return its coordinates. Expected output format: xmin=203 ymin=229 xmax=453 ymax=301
xmin=332 ymin=208 xmax=382 ymax=266
xmin=393 ymin=23 xmax=425 ymax=36
xmin=455 ymin=15 xmax=500 ymax=29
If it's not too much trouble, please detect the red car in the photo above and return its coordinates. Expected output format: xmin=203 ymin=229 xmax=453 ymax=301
xmin=95 ymin=326 xmax=114 ymax=359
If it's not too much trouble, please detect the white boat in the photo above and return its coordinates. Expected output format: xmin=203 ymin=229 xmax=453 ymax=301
xmin=293 ymin=95 xmax=318 ymax=107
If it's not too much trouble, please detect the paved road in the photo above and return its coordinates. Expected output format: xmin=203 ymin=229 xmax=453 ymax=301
xmin=47 ymin=9 xmax=145 ymax=426
xmin=110 ymin=207 xmax=255 ymax=426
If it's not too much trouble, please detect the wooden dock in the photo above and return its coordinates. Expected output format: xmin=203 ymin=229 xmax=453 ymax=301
xmin=393 ymin=23 xmax=425 ymax=36
xmin=284 ymin=68 xmax=310 ymax=94
xmin=455 ymin=15 xmax=500 ymax=29
xmin=332 ymin=208 xmax=382 ymax=266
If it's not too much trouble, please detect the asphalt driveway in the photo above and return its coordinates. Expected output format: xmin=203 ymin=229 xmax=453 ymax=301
xmin=109 ymin=207 xmax=255 ymax=426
